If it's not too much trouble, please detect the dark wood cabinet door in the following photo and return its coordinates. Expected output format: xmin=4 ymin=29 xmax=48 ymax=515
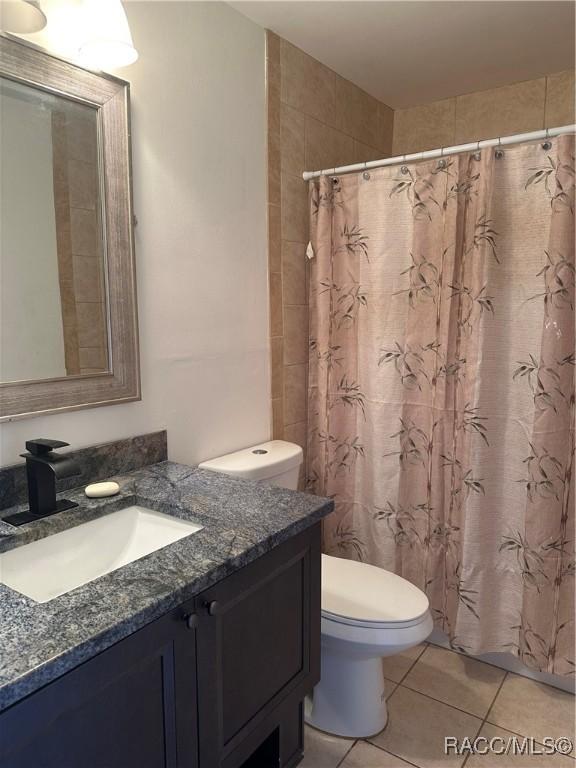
xmin=0 ymin=605 xmax=199 ymax=768
xmin=196 ymin=523 xmax=321 ymax=767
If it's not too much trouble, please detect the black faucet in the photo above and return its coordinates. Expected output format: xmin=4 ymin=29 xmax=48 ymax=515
xmin=3 ymin=439 xmax=81 ymax=526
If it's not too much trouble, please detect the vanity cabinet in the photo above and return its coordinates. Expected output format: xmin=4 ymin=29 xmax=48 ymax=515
xmin=0 ymin=606 xmax=198 ymax=768
xmin=0 ymin=523 xmax=321 ymax=768
xmin=196 ymin=523 xmax=321 ymax=768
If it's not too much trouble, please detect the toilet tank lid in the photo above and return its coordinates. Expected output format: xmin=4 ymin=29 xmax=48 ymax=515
xmin=198 ymin=440 xmax=303 ymax=481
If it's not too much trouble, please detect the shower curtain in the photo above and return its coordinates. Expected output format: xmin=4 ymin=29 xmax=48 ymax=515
xmin=307 ymin=135 xmax=575 ymax=675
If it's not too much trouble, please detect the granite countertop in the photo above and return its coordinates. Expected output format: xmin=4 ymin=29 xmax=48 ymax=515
xmin=0 ymin=461 xmax=333 ymax=712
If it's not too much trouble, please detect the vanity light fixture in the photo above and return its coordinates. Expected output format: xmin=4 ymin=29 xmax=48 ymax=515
xmin=77 ymin=0 xmax=138 ymax=70
xmin=0 ymin=0 xmax=47 ymax=33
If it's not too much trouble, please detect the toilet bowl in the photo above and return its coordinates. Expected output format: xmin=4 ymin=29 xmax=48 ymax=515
xmin=307 ymin=554 xmax=433 ymax=737
xmin=199 ymin=441 xmax=433 ymax=738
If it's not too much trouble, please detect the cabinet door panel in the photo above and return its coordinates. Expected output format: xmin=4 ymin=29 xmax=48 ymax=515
xmin=197 ymin=523 xmax=321 ymax=765
xmin=221 ymin=556 xmax=303 ymax=740
xmin=0 ymin=609 xmax=198 ymax=768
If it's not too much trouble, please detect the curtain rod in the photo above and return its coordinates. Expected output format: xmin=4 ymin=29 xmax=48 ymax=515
xmin=302 ymin=124 xmax=576 ymax=180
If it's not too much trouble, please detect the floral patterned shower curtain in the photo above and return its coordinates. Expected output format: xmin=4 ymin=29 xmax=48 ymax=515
xmin=307 ymin=135 xmax=575 ymax=674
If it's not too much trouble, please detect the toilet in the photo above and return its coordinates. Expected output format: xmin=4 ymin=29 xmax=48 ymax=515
xmin=311 ymin=554 xmax=432 ymax=737
xmin=199 ymin=440 xmax=433 ymax=738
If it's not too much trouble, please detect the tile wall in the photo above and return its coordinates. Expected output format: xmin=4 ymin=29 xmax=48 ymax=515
xmin=392 ymin=69 xmax=575 ymax=154
xmin=52 ymin=109 xmax=108 ymax=376
xmin=267 ymin=31 xmax=574 ymax=474
xmin=266 ymin=31 xmax=394 ymax=469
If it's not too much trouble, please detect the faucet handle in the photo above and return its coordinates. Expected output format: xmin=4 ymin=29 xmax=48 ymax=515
xmin=25 ymin=439 xmax=70 ymax=456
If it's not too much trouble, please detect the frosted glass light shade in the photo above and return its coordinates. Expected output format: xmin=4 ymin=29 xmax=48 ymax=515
xmin=0 ymin=1 xmax=47 ymax=33
xmin=77 ymin=0 xmax=138 ymax=70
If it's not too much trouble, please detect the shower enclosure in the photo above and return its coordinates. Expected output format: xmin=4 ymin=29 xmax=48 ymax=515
xmin=306 ymin=132 xmax=575 ymax=675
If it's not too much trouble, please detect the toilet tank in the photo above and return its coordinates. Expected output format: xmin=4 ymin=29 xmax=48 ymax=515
xmin=198 ymin=440 xmax=303 ymax=490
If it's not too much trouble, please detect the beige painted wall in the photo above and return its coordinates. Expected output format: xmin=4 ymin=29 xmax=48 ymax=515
xmin=392 ymin=70 xmax=575 ymax=155
xmin=266 ymin=31 xmax=394 ymax=470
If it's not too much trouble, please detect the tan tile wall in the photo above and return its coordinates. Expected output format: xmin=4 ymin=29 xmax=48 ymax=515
xmin=266 ymin=31 xmax=394 ymax=468
xmin=52 ymin=111 xmax=108 ymax=376
xmin=267 ymin=31 xmax=574 ymax=478
xmin=393 ymin=70 xmax=575 ymax=155
xmin=51 ymin=111 xmax=80 ymax=375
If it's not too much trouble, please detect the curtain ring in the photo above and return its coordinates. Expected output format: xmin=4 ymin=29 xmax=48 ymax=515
xmin=400 ymin=165 xmax=409 ymax=175
xmin=542 ymin=127 xmax=552 ymax=151
xmin=362 ymin=160 xmax=370 ymax=181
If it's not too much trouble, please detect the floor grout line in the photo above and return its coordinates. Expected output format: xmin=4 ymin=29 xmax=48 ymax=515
xmin=385 ymin=679 xmax=400 ymax=703
xmin=427 ymin=639 xmax=575 ymax=695
xmin=461 ymin=672 xmax=509 ymax=768
xmin=460 ymin=715 xmax=486 ymax=768
xmin=310 ymin=645 xmax=575 ymax=767
xmin=364 ymin=739 xmax=422 ymax=768
xmin=365 ymin=657 xmax=482 ymax=768
xmin=391 ymin=680 xmax=491 ymax=720
xmin=426 ymin=640 xmax=516 ymax=678
xmin=334 ymin=738 xmax=357 ymax=768
xmin=388 ymin=642 xmax=429 ymax=686
xmin=481 ymin=717 xmax=576 ymax=759
xmin=398 ymin=674 xmax=505 ymax=720
xmin=482 ymin=671 xmax=508 ymax=726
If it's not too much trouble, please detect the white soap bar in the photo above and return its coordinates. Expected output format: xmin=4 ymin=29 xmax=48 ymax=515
xmin=85 ymin=481 xmax=120 ymax=498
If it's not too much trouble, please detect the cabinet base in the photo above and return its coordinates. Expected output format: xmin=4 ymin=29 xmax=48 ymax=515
xmin=228 ymin=699 xmax=305 ymax=768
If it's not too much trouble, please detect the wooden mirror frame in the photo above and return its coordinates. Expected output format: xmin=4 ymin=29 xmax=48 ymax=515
xmin=0 ymin=35 xmax=140 ymax=421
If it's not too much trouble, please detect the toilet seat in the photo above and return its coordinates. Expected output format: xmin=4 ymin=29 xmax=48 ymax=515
xmin=321 ymin=554 xmax=430 ymax=628
xmin=321 ymin=609 xmax=430 ymax=630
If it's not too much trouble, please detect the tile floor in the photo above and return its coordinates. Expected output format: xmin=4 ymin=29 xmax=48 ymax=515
xmin=301 ymin=643 xmax=575 ymax=768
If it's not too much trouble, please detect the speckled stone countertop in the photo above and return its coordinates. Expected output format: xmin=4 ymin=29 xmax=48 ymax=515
xmin=0 ymin=461 xmax=333 ymax=712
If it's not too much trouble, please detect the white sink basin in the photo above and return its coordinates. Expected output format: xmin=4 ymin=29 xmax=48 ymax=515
xmin=0 ymin=506 xmax=203 ymax=603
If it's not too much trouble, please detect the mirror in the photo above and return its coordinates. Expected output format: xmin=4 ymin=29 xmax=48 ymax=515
xmin=1 ymin=78 xmax=109 ymax=383
xmin=0 ymin=35 xmax=140 ymax=420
